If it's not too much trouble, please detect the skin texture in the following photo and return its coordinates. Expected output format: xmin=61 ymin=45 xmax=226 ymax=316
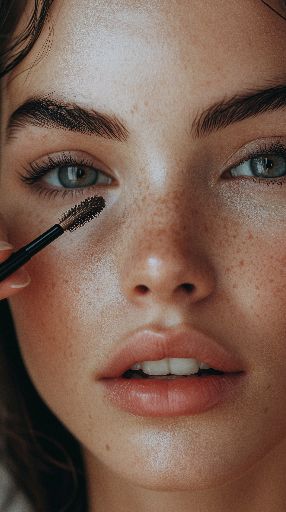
xmin=1 ymin=0 xmax=286 ymax=510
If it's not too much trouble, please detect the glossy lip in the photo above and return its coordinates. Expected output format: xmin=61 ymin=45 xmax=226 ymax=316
xmin=99 ymin=373 xmax=245 ymax=417
xmin=97 ymin=324 xmax=246 ymax=379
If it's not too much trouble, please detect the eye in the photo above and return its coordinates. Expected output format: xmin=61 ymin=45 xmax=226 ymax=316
xmin=226 ymin=141 xmax=286 ymax=181
xmin=18 ymin=152 xmax=113 ymax=199
xmin=230 ymin=154 xmax=286 ymax=179
xmin=43 ymin=163 xmax=111 ymax=188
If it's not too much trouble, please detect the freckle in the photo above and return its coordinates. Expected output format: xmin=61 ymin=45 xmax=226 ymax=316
xmin=105 ymin=444 xmax=110 ymax=451
xmin=203 ymin=224 xmax=209 ymax=233
xmin=131 ymin=103 xmax=138 ymax=114
xmin=232 ymin=283 xmax=238 ymax=289
xmin=263 ymin=407 xmax=269 ymax=414
xmin=239 ymin=260 xmax=244 ymax=267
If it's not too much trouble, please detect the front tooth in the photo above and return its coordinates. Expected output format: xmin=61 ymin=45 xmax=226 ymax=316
xmin=142 ymin=359 xmax=169 ymax=375
xmin=199 ymin=362 xmax=211 ymax=370
xmin=131 ymin=362 xmax=142 ymax=370
xmin=169 ymin=357 xmax=199 ymax=375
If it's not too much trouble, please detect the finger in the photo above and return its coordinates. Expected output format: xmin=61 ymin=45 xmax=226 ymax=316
xmin=0 ymin=266 xmax=31 ymax=300
xmin=0 ymin=240 xmax=14 ymax=262
xmin=0 ymin=242 xmax=31 ymax=300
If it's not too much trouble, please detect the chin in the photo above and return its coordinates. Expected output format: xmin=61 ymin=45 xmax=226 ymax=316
xmin=108 ymin=455 xmax=250 ymax=492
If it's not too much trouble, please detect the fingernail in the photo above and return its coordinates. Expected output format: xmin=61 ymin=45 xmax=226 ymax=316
xmin=0 ymin=241 xmax=13 ymax=251
xmin=10 ymin=269 xmax=31 ymax=288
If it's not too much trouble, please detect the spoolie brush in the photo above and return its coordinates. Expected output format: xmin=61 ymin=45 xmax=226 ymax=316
xmin=0 ymin=195 xmax=105 ymax=282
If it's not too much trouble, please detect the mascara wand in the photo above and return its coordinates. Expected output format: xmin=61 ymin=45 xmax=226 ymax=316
xmin=0 ymin=195 xmax=105 ymax=282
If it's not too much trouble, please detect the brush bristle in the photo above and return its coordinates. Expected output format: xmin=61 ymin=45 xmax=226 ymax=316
xmin=59 ymin=196 xmax=105 ymax=232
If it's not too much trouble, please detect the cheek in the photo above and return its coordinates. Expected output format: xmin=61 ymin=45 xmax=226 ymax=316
xmin=232 ymin=233 xmax=285 ymax=329
xmin=216 ymin=217 xmax=286 ymax=379
xmin=9 ymin=259 xmax=83 ymax=388
xmin=7 ymin=242 xmax=111 ymax=407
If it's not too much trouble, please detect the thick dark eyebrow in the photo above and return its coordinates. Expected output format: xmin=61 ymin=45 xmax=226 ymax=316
xmin=6 ymin=96 xmax=130 ymax=143
xmin=5 ymin=82 xmax=286 ymax=143
xmin=191 ymin=82 xmax=286 ymax=138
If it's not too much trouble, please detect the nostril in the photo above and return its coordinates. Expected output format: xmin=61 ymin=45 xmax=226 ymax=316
xmin=181 ymin=283 xmax=195 ymax=292
xmin=136 ymin=284 xmax=149 ymax=294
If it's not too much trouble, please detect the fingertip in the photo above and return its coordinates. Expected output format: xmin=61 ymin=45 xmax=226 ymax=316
xmin=0 ymin=241 xmax=13 ymax=251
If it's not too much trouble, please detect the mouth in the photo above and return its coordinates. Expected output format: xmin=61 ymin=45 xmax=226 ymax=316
xmin=122 ymin=367 xmax=226 ymax=379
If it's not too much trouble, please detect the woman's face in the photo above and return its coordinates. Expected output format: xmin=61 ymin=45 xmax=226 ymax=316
xmin=1 ymin=0 xmax=286 ymax=502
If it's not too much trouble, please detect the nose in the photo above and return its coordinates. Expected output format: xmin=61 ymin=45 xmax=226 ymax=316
xmin=119 ymin=202 xmax=216 ymax=306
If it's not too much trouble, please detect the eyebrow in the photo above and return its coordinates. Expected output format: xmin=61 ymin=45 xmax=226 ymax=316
xmin=5 ymin=82 xmax=286 ymax=143
xmin=6 ymin=96 xmax=130 ymax=143
xmin=192 ymin=82 xmax=286 ymax=138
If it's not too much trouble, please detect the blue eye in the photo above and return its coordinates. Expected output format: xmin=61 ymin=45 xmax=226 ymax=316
xmin=230 ymin=154 xmax=286 ymax=179
xmin=44 ymin=164 xmax=111 ymax=188
xmin=19 ymin=153 xmax=113 ymax=199
xmin=228 ymin=141 xmax=286 ymax=181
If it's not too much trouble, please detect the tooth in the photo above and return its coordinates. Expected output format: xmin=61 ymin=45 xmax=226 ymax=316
xmin=142 ymin=359 xmax=169 ymax=375
xmin=131 ymin=362 xmax=142 ymax=370
xmin=131 ymin=358 xmax=212 ymax=376
xmin=169 ymin=357 xmax=199 ymax=375
xmin=199 ymin=362 xmax=211 ymax=370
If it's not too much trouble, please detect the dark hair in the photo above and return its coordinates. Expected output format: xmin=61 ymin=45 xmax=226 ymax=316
xmin=0 ymin=1 xmax=286 ymax=511
xmin=0 ymin=3 xmax=88 ymax=511
xmin=0 ymin=0 xmax=54 ymax=79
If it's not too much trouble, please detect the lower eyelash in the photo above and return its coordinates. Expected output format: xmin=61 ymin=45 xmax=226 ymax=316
xmin=31 ymin=186 xmax=89 ymax=200
xmin=17 ymin=153 xmax=110 ymax=199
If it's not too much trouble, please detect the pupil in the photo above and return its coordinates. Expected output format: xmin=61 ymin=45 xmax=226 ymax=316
xmin=77 ymin=168 xmax=85 ymax=178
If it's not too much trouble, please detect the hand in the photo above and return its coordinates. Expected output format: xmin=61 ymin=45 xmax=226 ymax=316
xmin=0 ymin=229 xmax=31 ymax=301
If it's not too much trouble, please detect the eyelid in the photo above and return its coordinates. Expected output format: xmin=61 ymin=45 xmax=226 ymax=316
xmin=19 ymin=150 xmax=115 ymax=183
xmin=222 ymin=137 xmax=286 ymax=181
xmin=221 ymin=137 xmax=286 ymax=175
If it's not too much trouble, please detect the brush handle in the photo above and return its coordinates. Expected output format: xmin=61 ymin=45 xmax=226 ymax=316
xmin=0 ymin=224 xmax=64 ymax=282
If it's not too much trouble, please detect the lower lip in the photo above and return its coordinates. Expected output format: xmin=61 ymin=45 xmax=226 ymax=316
xmin=99 ymin=373 xmax=245 ymax=417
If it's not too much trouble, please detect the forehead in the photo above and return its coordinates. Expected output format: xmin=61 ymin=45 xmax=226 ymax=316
xmin=6 ymin=0 xmax=286 ymax=114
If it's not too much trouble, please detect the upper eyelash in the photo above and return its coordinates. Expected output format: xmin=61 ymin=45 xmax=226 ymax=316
xmin=224 ymin=140 xmax=286 ymax=178
xmin=18 ymin=140 xmax=286 ymax=194
xmin=18 ymin=153 xmax=101 ymax=185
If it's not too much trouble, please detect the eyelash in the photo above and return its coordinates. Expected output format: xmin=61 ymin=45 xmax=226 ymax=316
xmin=18 ymin=140 xmax=286 ymax=200
xmin=18 ymin=153 xmax=110 ymax=200
xmin=224 ymin=140 xmax=286 ymax=185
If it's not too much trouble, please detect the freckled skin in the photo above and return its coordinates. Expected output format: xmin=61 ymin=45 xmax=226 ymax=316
xmin=1 ymin=1 xmax=286 ymax=511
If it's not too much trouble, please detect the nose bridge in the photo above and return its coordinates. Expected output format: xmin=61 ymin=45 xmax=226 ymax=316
xmin=118 ymin=185 xmax=215 ymax=305
xmin=128 ymin=183 xmax=199 ymax=253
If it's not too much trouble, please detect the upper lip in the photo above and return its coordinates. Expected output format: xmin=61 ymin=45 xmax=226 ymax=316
xmin=98 ymin=324 xmax=246 ymax=379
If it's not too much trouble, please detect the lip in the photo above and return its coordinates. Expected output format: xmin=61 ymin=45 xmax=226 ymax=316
xmin=97 ymin=324 xmax=246 ymax=379
xmin=99 ymin=373 xmax=245 ymax=417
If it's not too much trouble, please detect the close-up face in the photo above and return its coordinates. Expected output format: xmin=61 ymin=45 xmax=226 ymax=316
xmin=1 ymin=0 xmax=286 ymax=503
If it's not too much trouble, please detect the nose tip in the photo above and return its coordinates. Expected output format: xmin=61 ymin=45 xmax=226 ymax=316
xmin=123 ymin=254 xmax=215 ymax=305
